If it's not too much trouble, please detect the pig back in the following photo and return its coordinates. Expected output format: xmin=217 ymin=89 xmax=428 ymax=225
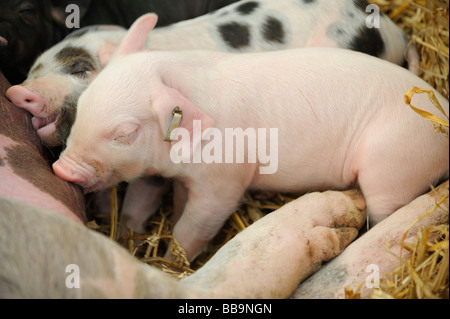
xmin=0 ymin=71 xmax=86 ymax=224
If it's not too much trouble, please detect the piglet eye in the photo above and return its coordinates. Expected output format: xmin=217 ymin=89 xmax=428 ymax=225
xmin=112 ymin=123 xmax=140 ymax=145
xmin=114 ymin=130 xmax=137 ymax=144
xmin=71 ymin=70 xmax=90 ymax=78
xmin=69 ymin=61 xmax=92 ymax=79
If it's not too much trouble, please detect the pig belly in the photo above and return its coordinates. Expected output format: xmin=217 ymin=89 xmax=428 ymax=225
xmin=250 ymin=166 xmax=353 ymax=195
xmin=0 ymin=136 xmax=85 ymax=224
xmin=0 ymin=168 xmax=83 ymax=224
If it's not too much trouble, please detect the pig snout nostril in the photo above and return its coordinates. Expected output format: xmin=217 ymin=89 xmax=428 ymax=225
xmin=0 ymin=36 xmax=8 ymax=46
xmin=5 ymin=85 xmax=45 ymax=116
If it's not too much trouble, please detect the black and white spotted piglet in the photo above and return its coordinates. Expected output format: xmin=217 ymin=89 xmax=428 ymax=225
xmin=156 ymin=0 xmax=417 ymax=68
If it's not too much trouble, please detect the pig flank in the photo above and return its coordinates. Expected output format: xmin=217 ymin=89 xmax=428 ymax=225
xmin=53 ymin=17 xmax=448 ymax=259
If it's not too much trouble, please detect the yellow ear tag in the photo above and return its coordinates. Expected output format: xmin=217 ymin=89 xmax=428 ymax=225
xmin=163 ymin=106 xmax=183 ymax=142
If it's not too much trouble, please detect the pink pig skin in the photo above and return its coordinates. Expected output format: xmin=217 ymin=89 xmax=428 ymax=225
xmin=53 ymin=15 xmax=449 ymax=261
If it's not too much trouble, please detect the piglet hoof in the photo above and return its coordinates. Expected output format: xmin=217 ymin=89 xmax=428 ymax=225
xmin=181 ymin=189 xmax=366 ymax=299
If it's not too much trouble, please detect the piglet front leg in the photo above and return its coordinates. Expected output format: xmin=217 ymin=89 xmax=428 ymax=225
xmin=120 ymin=176 xmax=171 ymax=233
xmin=167 ymin=180 xmax=248 ymax=261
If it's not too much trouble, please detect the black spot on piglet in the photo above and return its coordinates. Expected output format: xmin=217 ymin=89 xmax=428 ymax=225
xmin=349 ymin=27 xmax=385 ymax=58
xmin=236 ymin=1 xmax=260 ymax=15
xmin=262 ymin=17 xmax=285 ymax=44
xmin=296 ymin=0 xmax=318 ymax=6
xmin=218 ymin=22 xmax=251 ymax=49
xmin=55 ymin=46 xmax=96 ymax=76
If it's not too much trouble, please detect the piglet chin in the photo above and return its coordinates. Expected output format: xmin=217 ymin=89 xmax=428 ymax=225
xmin=32 ymin=112 xmax=60 ymax=138
xmin=83 ymin=177 xmax=114 ymax=194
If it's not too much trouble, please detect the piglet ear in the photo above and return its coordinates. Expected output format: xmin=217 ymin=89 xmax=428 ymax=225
xmin=113 ymin=13 xmax=158 ymax=58
xmin=153 ymin=86 xmax=214 ymax=143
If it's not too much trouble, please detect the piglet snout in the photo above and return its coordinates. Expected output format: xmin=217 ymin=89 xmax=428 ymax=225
xmin=53 ymin=157 xmax=90 ymax=187
xmin=0 ymin=36 xmax=8 ymax=46
xmin=5 ymin=85 xmax=45 ymax=117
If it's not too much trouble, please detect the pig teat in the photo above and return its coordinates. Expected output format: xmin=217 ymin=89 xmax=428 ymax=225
xmin=0 ymin=36 xmax=8 ymax=47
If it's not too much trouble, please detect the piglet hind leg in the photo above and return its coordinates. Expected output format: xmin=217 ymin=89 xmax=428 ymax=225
xmin=357 ymin=154 xmax=447 ymax=226
xmin=181 ymin=189 xmax=366 ymax=298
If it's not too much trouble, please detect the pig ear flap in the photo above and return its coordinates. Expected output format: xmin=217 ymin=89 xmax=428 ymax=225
xmin=153 ymin=87 xmax=214 ymax=144
xmin=113 ymin=13 xmax=158 ymax=58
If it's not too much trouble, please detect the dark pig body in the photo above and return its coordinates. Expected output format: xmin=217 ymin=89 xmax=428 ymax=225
xmin=0 ymin=0 xmax=59 ymax=84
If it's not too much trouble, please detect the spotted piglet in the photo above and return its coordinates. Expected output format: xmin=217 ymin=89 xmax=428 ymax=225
xmin=7 ymin=0 xmax=419 ymax=235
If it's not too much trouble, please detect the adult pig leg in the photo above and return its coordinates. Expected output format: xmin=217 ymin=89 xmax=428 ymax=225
xmin=180 ymin=189 xmax=366 ymax=298
xmin=292 ymin=180 xmax=449 ymax=299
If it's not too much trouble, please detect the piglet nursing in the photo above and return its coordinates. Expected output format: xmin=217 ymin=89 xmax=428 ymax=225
xmin=53 ymin=14 xmax=449 ymax=261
